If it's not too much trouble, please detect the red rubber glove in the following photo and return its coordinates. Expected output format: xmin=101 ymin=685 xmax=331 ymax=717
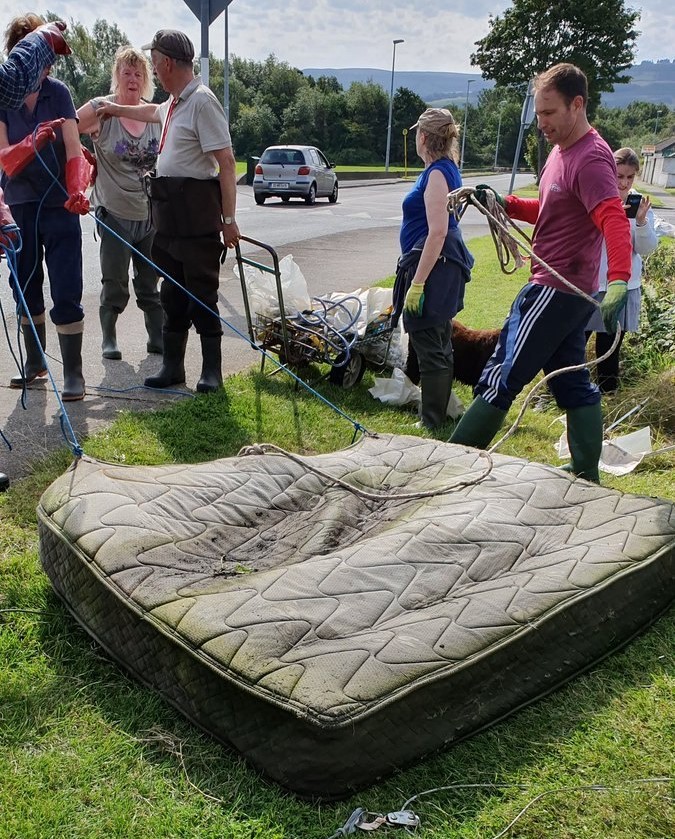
xmin=34 ymin=21 xmax=71 ymax=56
xmin=0 ymin=188 xmax=18 ymax=253
xmin=64 ymin=156 xmax=92 ymax=215
xmin=81 ymin=145 xmax=97 ymax=186
xmin=0 ymin=118 xmax=64 ymax=178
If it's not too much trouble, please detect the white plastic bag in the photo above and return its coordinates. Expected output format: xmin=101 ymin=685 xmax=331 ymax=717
xmin=369 ymin=367 xmax=419 ymax=405
xmin=324 ymin=286 xmax=394 ymax=337
xmin=654 ymin=216 xmax=675 ymax=238
xmin=369 ymin=368 xmax=465 ymax=419
xmin=236 ymin=254 xmax=311 ymax=317
xmin=556 ymin=421 xmax=652 ymax=476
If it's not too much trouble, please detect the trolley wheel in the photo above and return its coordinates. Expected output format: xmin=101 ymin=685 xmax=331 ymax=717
xmin=329 ymin=351 xmax=365 ymax=389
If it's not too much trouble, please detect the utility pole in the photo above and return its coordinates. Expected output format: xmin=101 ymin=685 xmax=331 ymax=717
xmin=384 ymin=39 xmax=404 ymax=172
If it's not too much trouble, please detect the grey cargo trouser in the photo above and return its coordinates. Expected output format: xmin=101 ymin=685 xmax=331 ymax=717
xmin=96 ymin=207 xmax=161 ymax=316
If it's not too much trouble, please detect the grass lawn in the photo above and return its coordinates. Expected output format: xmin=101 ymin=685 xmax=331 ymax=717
xmin=1 ymin=236 xmax=673 ymax=838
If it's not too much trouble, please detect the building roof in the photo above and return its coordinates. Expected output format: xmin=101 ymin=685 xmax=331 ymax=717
xmin=655 ymin=135 xmax=675 ymax=153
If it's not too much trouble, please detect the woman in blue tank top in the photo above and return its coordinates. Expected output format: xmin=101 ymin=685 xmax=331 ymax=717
xmin=394 ymin=107 xmax=473 ymax=431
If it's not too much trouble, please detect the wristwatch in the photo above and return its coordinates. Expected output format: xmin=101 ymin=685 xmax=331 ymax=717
xmin=224 ymin=216 xmax=235 ymax=224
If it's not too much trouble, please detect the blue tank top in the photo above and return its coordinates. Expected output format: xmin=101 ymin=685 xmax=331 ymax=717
xmin=399 ymin=157 xmax=461 ymax=254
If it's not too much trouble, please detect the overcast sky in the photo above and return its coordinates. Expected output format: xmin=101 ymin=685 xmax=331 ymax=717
xmin=6 ymin=1 xmax=674 ymax=73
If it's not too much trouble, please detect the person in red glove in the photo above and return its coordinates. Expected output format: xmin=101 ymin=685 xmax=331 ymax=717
xmin=0 ymin=19 xmax=71 ymax=491
xmin=450 ymin=63 xmax=632 ymax=482
xmin=0 ymin=13 xmax=92 ymax=403
xmin=0 ymin=20 xmax=70 ymax=111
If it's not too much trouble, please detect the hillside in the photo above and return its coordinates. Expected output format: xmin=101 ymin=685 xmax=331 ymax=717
xmin=303 ymin=61 xmax=675 ymax=107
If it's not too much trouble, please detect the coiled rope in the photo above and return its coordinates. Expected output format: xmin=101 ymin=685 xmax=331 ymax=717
xmin=237 ymin=442 xmax=493 ymax=501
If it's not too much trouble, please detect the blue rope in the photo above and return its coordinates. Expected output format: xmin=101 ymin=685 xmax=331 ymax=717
xmin=1 ymin=130 xmax=370 ymax=459
xmin=89 ymin=200 xmax=370 ymax=435
xmin=3 ymin=229 xmax=83 ymax=458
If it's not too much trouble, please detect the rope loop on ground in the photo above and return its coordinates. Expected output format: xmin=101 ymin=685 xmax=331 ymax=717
xmin=237 ymin=441 xmax=494 ymax=500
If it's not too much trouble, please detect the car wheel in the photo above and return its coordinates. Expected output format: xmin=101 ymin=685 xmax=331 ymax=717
xmin=305 ymin=183 xmax=317 ymax=205
xmin=281 ymin=196 xmax=291 ymax=203
xmin=329 ymin=351 xmax=365 ymax=389
xmin=254 ymin=194 xmax=266 ymax=205
xmin=328 ymin=181 xmax=338 ymax=204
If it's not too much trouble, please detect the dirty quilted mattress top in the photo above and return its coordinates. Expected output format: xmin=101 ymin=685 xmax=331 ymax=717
xmin=38 ymin=434 xmax=675 ymax=728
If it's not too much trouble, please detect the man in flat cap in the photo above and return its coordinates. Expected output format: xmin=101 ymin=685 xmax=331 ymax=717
xmin=97 ymin=29 xmax=239 ymax=394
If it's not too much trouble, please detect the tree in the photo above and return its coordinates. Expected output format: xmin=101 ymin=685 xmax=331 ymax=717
xmin=390 ymin=88 xmax=428 ymax=166
xmin=343 ymin=81 xmax=389 ymax=164
xmin=232 ymin=103 xmax=279 ymax=159
xmin=471 ymin=0 xmax=640 ymax=176
xmin=47 ymin=16 xmax=130 ymax=106
xmin=471 ymin=0 xmax=640 ymax=116
xmin=467 ymin=87 xmax=523 ymax=169
xmin=280 ymin=86 xmax=347 ymax=157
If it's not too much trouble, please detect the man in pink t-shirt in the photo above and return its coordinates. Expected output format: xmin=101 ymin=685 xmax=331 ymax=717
xmin=450 ymin=63 xmax=632 ymax=482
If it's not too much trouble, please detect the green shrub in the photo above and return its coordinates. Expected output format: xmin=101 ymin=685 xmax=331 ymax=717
xmin=623 ymin=240 xmax=675 ymax=377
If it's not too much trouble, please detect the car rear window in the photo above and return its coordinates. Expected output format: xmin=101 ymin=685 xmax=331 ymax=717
xmin=261 ymin=149 xmax=306 ymax=165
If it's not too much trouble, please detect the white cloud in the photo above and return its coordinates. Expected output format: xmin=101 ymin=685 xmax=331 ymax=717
xmin=7 ymin=1 xmax=672 ymax=73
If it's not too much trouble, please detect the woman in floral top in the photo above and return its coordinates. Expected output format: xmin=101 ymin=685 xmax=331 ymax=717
xmin=77 ymin=45 xmax=163 ymax=360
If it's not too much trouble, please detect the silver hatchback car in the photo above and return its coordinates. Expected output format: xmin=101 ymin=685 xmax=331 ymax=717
xmin=253 ymin=145 xmax=339 ymax=205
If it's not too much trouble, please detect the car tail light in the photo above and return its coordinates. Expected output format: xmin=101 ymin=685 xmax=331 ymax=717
xmin=297 ymin=166 xmax=310 ymax=175
xmin=255 ymin=164 xmax=263 ymax=174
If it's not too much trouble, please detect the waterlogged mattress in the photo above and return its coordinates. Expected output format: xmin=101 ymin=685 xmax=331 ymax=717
xmin=38 ymin=434 xmax=675 ymax=798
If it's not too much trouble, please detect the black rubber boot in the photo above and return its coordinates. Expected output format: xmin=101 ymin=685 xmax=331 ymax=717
xmin=565 ymin=402 xmax=603 ymax=482
xmin=0 ymin=471 xmax=9 ymax=492
xmin=196 ymin=333 xmax=223 ymax=394
xmin=144 ymin=307 xmax=164 ymax=355
xmin=57 ymin=331 xmax=85 ymax=402
xmin=10 ymin=321 xmax=47 ymax=388
xmin=419 ymin=372 xmax=452 ymax=430
xmin=99 ymin=306 xmax=122 ymax=360
xmin=449 ymin=396 xmax=507 ymax=448
xmin=144 ymin=331 xmax=188 ymax=389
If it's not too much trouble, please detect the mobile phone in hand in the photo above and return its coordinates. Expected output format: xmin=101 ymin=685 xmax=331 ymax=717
xmin=625 ymin=193 xmax=642 ymax=218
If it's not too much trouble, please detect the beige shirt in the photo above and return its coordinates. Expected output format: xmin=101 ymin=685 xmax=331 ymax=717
xmin=156 ymin=77 xmax=231 ymax=179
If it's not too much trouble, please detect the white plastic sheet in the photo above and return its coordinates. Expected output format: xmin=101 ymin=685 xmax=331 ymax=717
xmin=556 ymin=420 xmax=653 ymax=476
xmin=236 ymin=254 xmax=311 ymax=317
xmin=369 ymin=368 xmax=465 ymax=419
xmin=323 ymin=287 xmax=393 ymax=337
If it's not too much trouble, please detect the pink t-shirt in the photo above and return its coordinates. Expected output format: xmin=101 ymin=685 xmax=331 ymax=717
xmin=531 ymin=129 xmax=619 ymax=295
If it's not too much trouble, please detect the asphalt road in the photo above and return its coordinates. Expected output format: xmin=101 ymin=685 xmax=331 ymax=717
xmin=0 ymin=173 xmax=527 ymax=481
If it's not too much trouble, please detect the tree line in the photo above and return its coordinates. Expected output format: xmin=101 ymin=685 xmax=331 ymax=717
xmin=45 ymin=9 xmax=674 ymax=171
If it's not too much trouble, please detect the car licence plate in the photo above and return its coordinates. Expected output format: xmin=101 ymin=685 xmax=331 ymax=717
xmin=272 ymin=181 xmax=289 ymax=188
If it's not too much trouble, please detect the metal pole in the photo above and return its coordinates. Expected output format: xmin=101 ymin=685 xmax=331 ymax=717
xmin=494 ymin=112 xmax=503 ymax=170
xmin=200 ymin=0 xmax=209 ymax=86
xmin=493 ymin=100 xmax=507 ymax=170
xmin=384 ymin=39 xmax=404 ymax=172
xmin=403 ymin=127 xmax=408 ymax=178
xmin=654 ymin=109 xmax=662 ymax=140
xmin=459 ymin=79 xmax=474 ymax=171
xmin=223 ymin=5 xmax=230 ymax=121
xmin=509 ymin=81 xmax=533 ymax=195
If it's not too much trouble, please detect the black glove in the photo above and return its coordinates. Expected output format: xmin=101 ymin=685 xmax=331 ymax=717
xmin=474 ymin=183 xmax=505 ymax=209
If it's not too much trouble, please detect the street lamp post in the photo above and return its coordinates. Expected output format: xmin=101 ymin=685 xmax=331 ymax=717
xmin=493 ymin=100 xmax=508 ymax=170
xmin=385 ymin=38 xmax=404 ymax=173
xmin=654 ymin=108 xmax=663 ymax=140
xmin=459 ymin=79 xmax=475 ymax=171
